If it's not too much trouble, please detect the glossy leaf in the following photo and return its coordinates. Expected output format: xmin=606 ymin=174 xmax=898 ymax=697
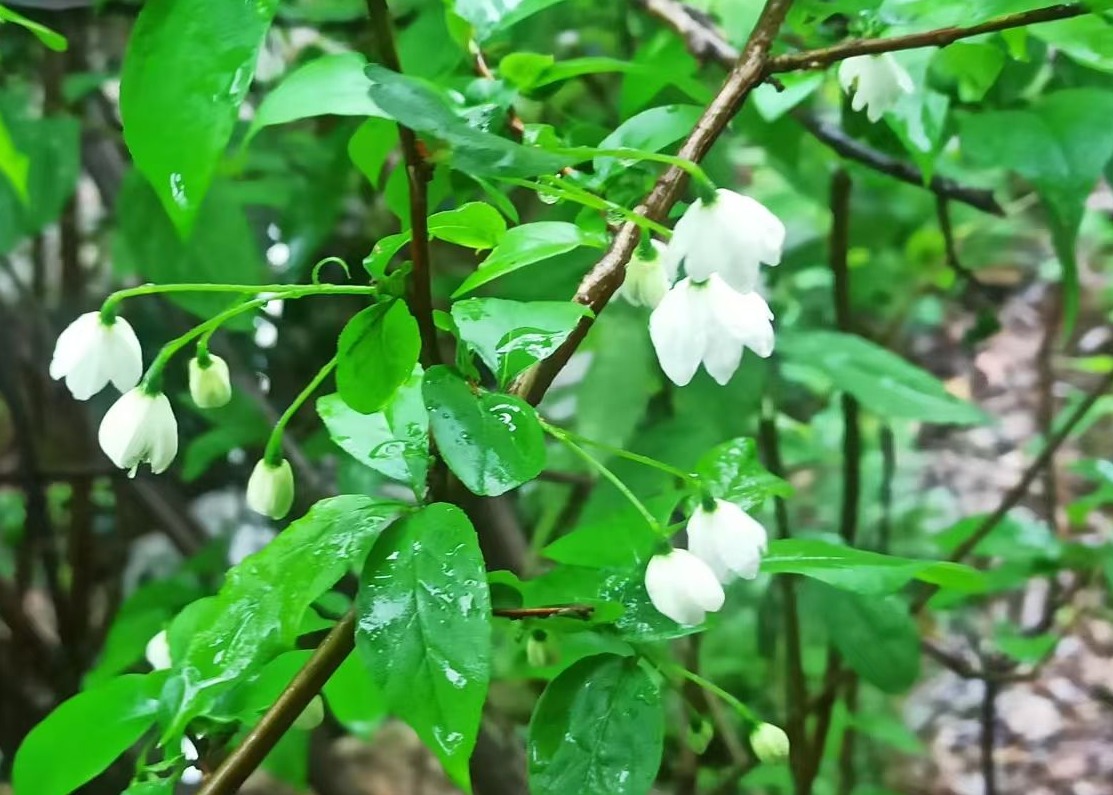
xmin=337 ymin=300 xmax=422 ymax=414
xmin=454 ymin=0 xmax=569 ymax=41
xmin=365 ymin=64 xmax=574 ymax=180
xmin=806 ymin=582 xmax=920 ymax=693
xmin=0 ymin=5 xmax=67 ymax=51
xmin=763 ymin=538 xmax=985 ymax=595
xmin=355 ymin=503 xmax=491 ymax=787
xmin=422 ymin=365 xmax=546 ymax=496
xmin=697 ymin=438 xmax=792 ymax=511
xmin=120 ymin=0 xmax=278 ymax=234
xmin=249 ymin=53 xmax=385 ymax=139
xmin=452 ymin=221 xmax=604 ymax=297
xmin=593 ymin=104 xmax=702 ymax=180
xmin=529 ymin=654 xmax=664 ymax=795
xmin=318 ymin=365 xmax=429 ymax=494
xmin=451 ymin=298 xmax=591 ymax=385
xmin=428 ymin=202 xmax=507 ymax=250
xmin=164 ymin=497 xmax=398 ymax=735
xmin=14 ymin=673 xmax=166 ymax=795
xmin=778 ymin=331 xmax=987 ymax=425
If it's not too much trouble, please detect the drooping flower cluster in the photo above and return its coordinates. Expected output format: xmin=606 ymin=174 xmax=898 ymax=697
xmin=644 ymin=498 xmax=768 ymax=626
xmin=50 ymin=311 xmax=295 ymax=520
xmin=620 ymin=189 xmax=783 ymax=387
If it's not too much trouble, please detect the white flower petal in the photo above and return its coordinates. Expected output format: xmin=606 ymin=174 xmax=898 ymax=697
xmin=686 ymin=499 xmax=769 ymax=584
xmin=105 ymin=318 xmax=143 ymax=392
xmin=645 ymin=549 xmax=725 ymax=625
xmin=51 ymin=313 xmax=144 ymax=400
xmin=649 ymin=279 xmax=706 ymax=386
xmin=145 ymin=630 xmax=171 ymax=671
xmin=98 ymin=389 xmax=179 ymax=477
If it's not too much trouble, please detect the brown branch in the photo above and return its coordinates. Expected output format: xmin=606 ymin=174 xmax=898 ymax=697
xmin=634 ymin=0 xmax=1005 ymax=215
xmin=492 ymin=605 xmax=594 ymax=620
xmin=512 ymin=0 xmax=797 ymax=404
xmin=197 ymin=612 xmax=356 ymax=795
xmin=980 ymin=678 xmax=999 ymax=795
xmin=366 ymin=0 xmax=440 ymax=368
xmin=800 ymin=115 xmax=1004 ymax=215
xmin=768 ymin=4 xmax=1087 ymax=73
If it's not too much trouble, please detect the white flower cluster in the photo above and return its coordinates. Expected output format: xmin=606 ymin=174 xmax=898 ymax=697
xmin=50 ymin=312 xmax=294 ymax=520
xmin=644 ymin=498 xmax=768 ymax=626
xmin=618 ymin=189 xmax=783 ymax=386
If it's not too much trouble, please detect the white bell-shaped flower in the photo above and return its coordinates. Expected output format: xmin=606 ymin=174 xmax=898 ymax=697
xmin=750 ymin=722 xmax=790 ymax=764
xmin=144 ymin=630 xmax=171 ymax=671
xmin=49 ymin=312 xmax=143 ymax=400
xmin=649 ymin=275 xmax=774 ymax=386
xmin=617 ymin=239 xmax=672 ymax=308
xmin=98 ymin=388 xmax=178 ymax=477
xmin=687 ymin=498 xmax=768 ymax=583
xmin=837 ymin=53 xmax=915 ymax=122
xmin=246 ymin=458 xmax=295 ymax=520
xmin=662 ymin=189 xmax=784 ymax=293
xmin=188 ymin=354 xmax=232 ymax=409
xmin=644 ymin=548 xmax=726 ymax=626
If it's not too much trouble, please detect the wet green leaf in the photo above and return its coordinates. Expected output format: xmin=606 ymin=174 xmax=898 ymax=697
xmin=337 ymin=300 xmax=422 ymax=414
xmin=355 ymin=503 xmax=491 ymax=788
xmin=697 ymin=438 xmax=792 ymax=511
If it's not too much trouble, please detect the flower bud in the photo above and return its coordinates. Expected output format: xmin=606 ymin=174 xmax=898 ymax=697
xmin=526 ymin=630 xmax=559 ymax=668
xmin=246 ymin=458 xmax=295 ymax=520
xmin=750 ymin=722 xmax=790 ymax=764
xmin=145 ymin=630 xmax=171 ymax=671
xmin=188 ymin=354 xmax=232 ymax=408
xmin=293 ymin=695 xmax=325 ymax=731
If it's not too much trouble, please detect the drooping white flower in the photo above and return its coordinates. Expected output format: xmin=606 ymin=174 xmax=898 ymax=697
xmin=98 ymin=388 xmax=178 ymax=477
xmin=246 ymin=459 xmax=295 ymax=520
xmin=188 ymin=354 xmax=232 ymax=409
xmin=837 ymin=53 xmax=915 ymax=122
xmin=649 ymin=275 xmax=774 ymax=386
xmin=661 ymin=189 xmax=785 ymax=293
xmin=687 ymin=498 xmax=768 ymax=583
xmin=750 ymin=722 xmax=790 ymax=764
xmin=644 ymin=548 xmax=726 ymax=626
xmin=617 ymin=239 xmax=672 ymax=308
xmin=49 ymin=312 xmax=143 ymax=400
xmin=144 ymin=630 xmax=171 ymax=671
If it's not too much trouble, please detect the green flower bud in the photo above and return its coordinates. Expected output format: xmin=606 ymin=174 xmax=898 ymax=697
xmin=188 ymin=354 xmax=232 ymax=409
xmin=293 ymin=695 xmax=325 ymax=731
xmin=750 ymin=722 xmax=790 ymax=764
xmin=246 ymin=459 xmax=295 ymax=520
xmin=526 ymin=630 xmax=559 ymax=668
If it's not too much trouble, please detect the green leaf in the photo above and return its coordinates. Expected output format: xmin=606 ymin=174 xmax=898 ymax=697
xmin=697 ymin=438 xmax=791 ymax=511
xmin=961 ymin=89 xmax=1113 ymax=329
xmin=120 ymin=0 xmax=278 ymax=234
xmin=452 ymin=221 xmax=604 ymax=297
xmin=0 ymin=115 xmax=28 ymax=202
xmin=779 ymin=331 xmax=987 ymax=425
xmin=453 ymin=0 xmax=570 ymax=41
xmin=763 ymin=538 xmax=985 ymax=595
xmin=14 ymin=673 xmax=165 ymax=795
xmin=422 ymin=365 xmax=546 ymax=496
xmin=355 ymin=503 xmax=491 ymax=787
xmin=0 ymin=4 xmax=67 ymax=51
xmin=806 ymin=582 xmax=920 ymax=693
xmin=451 ymin=298 xmax=591 ymax=385
xmin=593 ymin=104 xmax=703 ymax=181
xmin=164 ymin=497 xmax=398 ymax=735
xmin=932 ymin=43 xmax=1005 ymax=103
xmin=249 ymin=53 xmax=385 ymax=140
xmin=365 ymin=64 xmax=574 ymax=180
xmin=318 ymin=365 xmax=429 ymax=493
xmin=428 ymin=202 xmax=507 ymax=249
xmin=123 ymin=780 xmax=175 ymax=795
xmin=993 ymin=623 xmax=1058 ymax=663
xmin=528 ymin=653 xmax=664 ymax=795
xmin=337 ymin=300 xmax=422 ymax=414
xmin=349 ymin=117 xmax=399 ymax=188
xmin=543 ymin=495 xmax=680 ymax=569
xmin=113 ymin=173 xmax=265 ymax=324
xmin=322 ymin=652 xmax=387 ymax=737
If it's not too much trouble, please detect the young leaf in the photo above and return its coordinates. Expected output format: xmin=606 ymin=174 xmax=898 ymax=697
xmin=14 ymin=673 xmax=166 ymax=795
xmin=805 ymin=582 xmax=921 ymax=693
xmin=451 ymin=297 xmax=591 ymax=385
xmin=355 ymin=503 xmax=491 ymax=788
xmin=697 ymin=437 xmax=791 ymax=510
xmin=163 ymin=497 xmax=398 ymax=736
xmin=778 ymin=331 xmax=987 ymax=425
xmin=593 ymin=104 xmax=703 ymax=181
xmin=422 ymin=365 xmax=546 ymax=496
xmin=318 ymin=365 xmax=429 ymax=494
xmin=337 ymin=300 xmax=421 ymax=414
xmin=529 ymin=653 xmax=664 ymax=795
xmin=120 ymin=0 xmax=278 ymax=234
xmin=452 ymin=221 xmax=604 ymax=297
xmin=0 ymin=4 xmax=67 ymax=51
xmin=249 ymin=53 xmax=385 ymax=140
xmin=428 ymin=202 xmax=507 ymax=250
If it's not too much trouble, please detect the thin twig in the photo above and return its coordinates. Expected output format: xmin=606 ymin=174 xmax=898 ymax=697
xmin=492 ymin=605 xmax=595 ymax=620
xmin=767 ymin=4 xmax=1087 ymax=73
xmin=877 ymin=424 xmax=895 ymax=552
xmin=935 ymin=197 xmax=1000 ymax=301
xmin=512 ymin=0 xmax=797 ymax=404
xmin=366 ymin=0 xmax=440 ymax=367
xmin=836 ymin=679 xmax=859 ymax=795
xmin=980 ymin=678 xmax=999 ymax=795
